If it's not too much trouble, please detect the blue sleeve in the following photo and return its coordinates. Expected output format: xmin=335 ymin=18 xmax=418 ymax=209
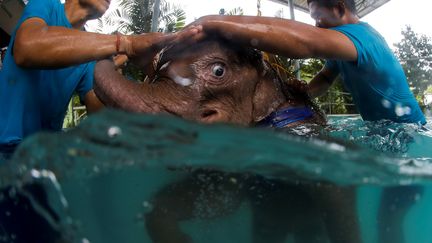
xmin=76 ymin=61 xmax=96 ymax=103
xmin=20 ymin=0 xmax=54 ymax=24
xmin=331 ymin=24 xmax=368 ymax=68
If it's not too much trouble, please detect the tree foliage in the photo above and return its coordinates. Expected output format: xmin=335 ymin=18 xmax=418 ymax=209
xmin=96 ymin=0 xmax=188 ymax=82
xmin=63 ymin=95 xmax=86 ymax=128
xmin=300 ymin=59 xmax=356 ymax=114
xmin=95 ymin=0 xmax=187 ymax=34
xmin=394 ymin=26 xmax=432 ymax=100
xmin=226 ymin=7 xmax=244 ymax=16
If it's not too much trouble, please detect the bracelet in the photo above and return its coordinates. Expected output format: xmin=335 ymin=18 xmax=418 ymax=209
xmin=116 ymin=33 xmax=121 ymax=54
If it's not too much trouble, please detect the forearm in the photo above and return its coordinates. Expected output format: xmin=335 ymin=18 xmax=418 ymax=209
xmin=308 ymin=78 xmax=332 ymax=98
xmin=14 ymin=18 xmax=202 ymax=69
xmin=198 ymin=15 xmax=356 ymax=61
xmin=14 ymin=25 xmax=118 ymax=68
xmin=304 ymin=66 xmax=338 ymax=98
xmin=84 ymin=90 xmax=104 ymax=114
xmin=199 ymin=15 xmax=320 ymax=58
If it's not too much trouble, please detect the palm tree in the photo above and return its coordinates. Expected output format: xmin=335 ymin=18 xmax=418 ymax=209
xmin=95 ymin=0 xmax=187 ymax=34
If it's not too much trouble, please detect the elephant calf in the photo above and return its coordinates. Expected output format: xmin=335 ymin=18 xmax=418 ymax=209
xmin=94 ymin=37 xmax=359 ymax=243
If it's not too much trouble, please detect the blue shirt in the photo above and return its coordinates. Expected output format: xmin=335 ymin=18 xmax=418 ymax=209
xmin=326 ymin=22 xmax=426 ymax=125
xmin=0 ymin=0 xmax=95 ymax=148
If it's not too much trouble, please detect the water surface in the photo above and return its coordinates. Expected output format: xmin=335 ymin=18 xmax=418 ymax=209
xmin=1 ymin=110 xmax=432 ymax=243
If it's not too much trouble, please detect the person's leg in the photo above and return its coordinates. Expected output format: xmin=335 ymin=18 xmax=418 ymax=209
xmin=378 ymin=186 xmax=423 ymax=243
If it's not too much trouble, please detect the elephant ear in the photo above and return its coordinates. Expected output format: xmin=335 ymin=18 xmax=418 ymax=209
xmin=252 ymin=70 xmax=286 ymax=123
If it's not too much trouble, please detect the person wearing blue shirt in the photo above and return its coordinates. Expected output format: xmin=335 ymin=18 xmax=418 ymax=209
xmin=0 ymin=0 xmax=203 ymax=241
xmin=0 ymin=0 xmax=202 ymax=163
xmin=193 ymin=1 xmax=425 ymax=243
xmin=193 ymin=2 xmax=426 ymax=126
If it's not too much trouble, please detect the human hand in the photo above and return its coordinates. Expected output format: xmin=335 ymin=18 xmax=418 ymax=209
xmin=112 ymin=54 xmax=128 ymax=69
xmin=190 ymin=16 xmax=224 ymax=36
xmin=119 ymin=26 xmax=204 ymax=68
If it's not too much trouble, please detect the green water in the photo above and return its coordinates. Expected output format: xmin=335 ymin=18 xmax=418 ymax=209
xmin=1 ymin=109 xmax=432 ymax=243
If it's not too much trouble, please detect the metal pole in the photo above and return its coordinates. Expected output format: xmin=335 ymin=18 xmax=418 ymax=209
xmin=151 ymin=0 xmax=161 ymax=32
xmin=288 ymin=0 xmax=301 ymax=80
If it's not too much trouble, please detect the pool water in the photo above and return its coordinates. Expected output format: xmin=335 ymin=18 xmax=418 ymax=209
xmin=1 ymin=109 xmax=432 ymax=243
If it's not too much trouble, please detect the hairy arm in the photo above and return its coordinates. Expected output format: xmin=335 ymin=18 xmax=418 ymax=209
xmin=83 ymin=90 xmax=104 ymax=114
xmin=13 ymin=18 xmax=202 ymax=69
xmin=308 ymin=67 xmax=338 ymax=98
xmin=196 ymin=15 xmax=357 ymax=61
xmin=93 ymin=59 xmax=161 ymax=113
xmin=14 ymin=18 xmax=118 ymax=68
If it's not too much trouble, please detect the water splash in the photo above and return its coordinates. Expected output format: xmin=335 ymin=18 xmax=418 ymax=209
xmin=2 ymin=110 xmax=431 ymax=187
xmin=1 ymin=110 xmax=432 ymax=243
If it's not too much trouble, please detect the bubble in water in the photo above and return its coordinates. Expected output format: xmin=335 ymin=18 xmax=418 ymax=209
xmin=107 ymin=126 xmax=122 ymax=137
xmin=404 ymin=106 xmax=412 ymax=115
xmin=82 ymin=238 xmax=90 ymax=243
xmin=381 ymin=99 xmax=391 ymax=109
xmin=394 ymin=104 xmax=412 ymax=117
xmin=173 ymin=75 xmax=192 ymax=86
xmin=328 ymin=142 xmax=345 ymax=152
xmin=395 ymin=104 xmax=405 ymax=117
xmin=167 ymin=67 xmax=192 ymax=86
xmin=93 ymin=166 xmax=100 ymax=173
xmin=142 ymin=201 xmax=152 ymax=208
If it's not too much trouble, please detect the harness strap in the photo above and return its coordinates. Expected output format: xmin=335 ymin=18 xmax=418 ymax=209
xmin=257 ymin=106 xmax=315 ymax=128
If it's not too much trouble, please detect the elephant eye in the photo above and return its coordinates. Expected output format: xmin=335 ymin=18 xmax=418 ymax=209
xmin=212 ymin=64 xmax=225 ymax=77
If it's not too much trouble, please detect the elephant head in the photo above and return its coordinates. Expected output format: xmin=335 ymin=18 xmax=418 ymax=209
xmin=93 ymin=37 xmax=325 ymax=127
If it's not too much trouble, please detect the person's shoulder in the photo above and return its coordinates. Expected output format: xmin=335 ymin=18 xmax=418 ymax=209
xmin=331 ymin=22 xmax=368 ymax=31
xmin=332 ymin=22 xmax=382 ymax=41
xmin=27 ymin=0 xmax=58 ymax=6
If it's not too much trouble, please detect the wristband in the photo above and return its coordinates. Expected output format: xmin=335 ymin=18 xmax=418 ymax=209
xmin=116 ymin=33 xmax=121 ymax=54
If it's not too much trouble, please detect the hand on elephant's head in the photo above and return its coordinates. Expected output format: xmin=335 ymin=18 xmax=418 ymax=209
xmin=119 ymin=26 xmax=205 ymax=69
xmin=146 ymin=38 xmax=287 ymax=125
xmin=94 ymin=37 xmax=295 ymax=126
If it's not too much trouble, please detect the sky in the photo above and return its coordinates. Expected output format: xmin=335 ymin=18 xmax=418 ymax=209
xmin=91 ymin=0 xmax=432 ymax=49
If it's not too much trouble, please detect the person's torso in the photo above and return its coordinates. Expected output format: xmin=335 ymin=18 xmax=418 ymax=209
xmin=327 ymin=22 xmax=425 ymax=125
xmin=0 ymin=0 xmax=94 ymax=146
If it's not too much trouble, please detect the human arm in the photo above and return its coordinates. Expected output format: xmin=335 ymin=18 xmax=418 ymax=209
xmin=195 ymin=15 xmax=357 ymax=61
xmin=83 ymin=90 xmax=104 ymax=114
xmin=307 ymin=66 xmax=338 ymax=98
xmin=13 ymin=18 xmax=202 ymax=69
